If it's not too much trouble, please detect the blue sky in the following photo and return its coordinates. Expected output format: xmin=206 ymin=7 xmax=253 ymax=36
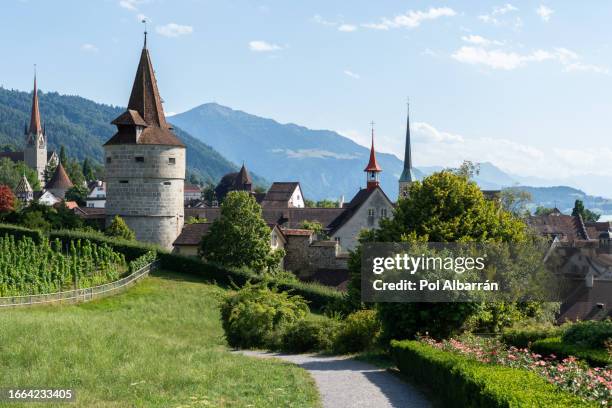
xmin=1 ymin=0 xmax=611 ymax=196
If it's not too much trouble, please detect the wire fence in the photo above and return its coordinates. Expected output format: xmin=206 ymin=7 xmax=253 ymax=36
xmin=0 ymin=260 xmax=159 ymax=308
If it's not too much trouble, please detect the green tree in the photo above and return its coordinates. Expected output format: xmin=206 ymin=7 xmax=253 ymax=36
xmin=81 ymin=158 xmax=95 ymax=182
xmin=105 ymin=215 xmax=135 ymax=241
xmin=201 ymin=182 xmax=216 ymax=206
xmin=316 ymin=199 xmax=339 ymax=208
xmin=349 ymin=170 xmax=530 ymax=340
xmin=200 ymin=191 xmax=283 ymax=271
xmin=64 ymin=158 xmax=85 ymax=187
xmin=534 ymin=206 xmax=556 ymax=216
xmin=451 ymin=160 xmax=480 ymax=179
xmin=0 ymin=158 xmax=40 ymax=191
xmin=59 ymin=145 xmax=68 ymax=166
xmin=299 ymin=220 xmax=327 ymax=239
xmin=65 ymin=185 xmax=88 ymax=206
xmin=44 ymin=160 xmax=58 ymax=185
xmin=571 ymin=199 xmax=600 ymax=222
xmin=500 ymin=188 xmax=532 ymax=217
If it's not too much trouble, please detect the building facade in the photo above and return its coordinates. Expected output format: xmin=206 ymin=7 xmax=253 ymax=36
xmin=104 ymin=36 xmax=185 ymax=249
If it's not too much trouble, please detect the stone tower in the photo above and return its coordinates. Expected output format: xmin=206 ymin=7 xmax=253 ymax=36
xmin=398 ymin=103 xmax=415 ymax=198
xmin=24 ymin=75 xmax=47 ymax=185
xmin=364 ymin=126 xmax=382 ymax=191
xmin=104 ymin=35 xmax=185 ymax=249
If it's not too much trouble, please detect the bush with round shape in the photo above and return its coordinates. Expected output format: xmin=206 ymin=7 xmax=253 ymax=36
xmin=562 ymin=320 xmax=612 ymax=348
xmin=334 ymin=309 xmax=382 ymax=354
xmin=281 ymin=317 xmax=340 ymax=353
xmin=220 ymin=283 xmax=309 ymax=349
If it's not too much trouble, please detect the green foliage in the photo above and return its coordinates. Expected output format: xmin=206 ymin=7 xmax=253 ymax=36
xmin=390 ymin=340 xmax=594 ymax=408
xmin=2 ymin=202 xmax=83 ymax=231
xmin=501 ymin=324 xmax=565 ymax=348
xmin=0 ymin=234 xmax=126 ymax=296
xmin=562 ymin=320 xmax=612 ymax=348
xmin=298 ymin=220 xmax=327 ymax=238
xmin=81 ymin=157 xmax=95 ymax=181
xmin=64 ymin=157 xmax=85 ymax=187
xmin=534 ymin=206 xmax=557 ymax=216
xmin=531 ymin=337 xmax=611 ymax=367
xmin=65 ymin=184 xmax=88 ymax=206
xmin=157 ymin=253 xmax=343 ymax=313
xmin=128 ymin=250 xmax=157 ymax=273
xmin=105 ymin=215 xmax=135 ymax=241
xmin=500 ymin=188 xmax=532 ymax=217
xmin=281 ymin=317 xmax=341 ymax=353
xmin=572 ymin=199 xmax=601 ymax=222
xmin=200 ymin=191 xmax=277 ymax=272
xmin=334 ymin=309 xmax=381 ymax=354
xmin=59 ymin=145 xmax=67 ymax=166
xmin=0 ymin=157 xmax=40 ymax=191
xmin=185 ymin=216 xmax=207 ymax=224
xmin=220 ymin=283 xmax=309 ymax=349
xmin=351 ymin=171 xmax=530 ymax=340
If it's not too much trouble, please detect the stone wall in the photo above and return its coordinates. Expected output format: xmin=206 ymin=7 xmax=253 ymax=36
xmin=104 ymin=144 xmax=185 ymax=249
xmin=284 ymin=235 xmax=348 ymax=278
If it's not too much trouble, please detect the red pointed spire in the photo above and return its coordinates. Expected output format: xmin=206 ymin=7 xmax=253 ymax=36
xmin=29 ymin=75 xmax=42 ymax=135
xmin=364 ymin=127 xmax=382 ymax=172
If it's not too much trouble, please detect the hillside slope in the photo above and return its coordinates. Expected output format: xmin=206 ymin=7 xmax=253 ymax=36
xmin=0 ymin=87 xmax=264 ymax=185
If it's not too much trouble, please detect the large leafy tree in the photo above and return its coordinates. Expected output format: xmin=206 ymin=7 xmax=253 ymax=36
xmin=349 ymin=170 xmax=531 ymax=340
xmin=571 ymin=199 xmax=600 ymax=222
xmin=200 ymin=191 xmax=283 ymax=271
xmin=0 ymin=158 xmax=40 ymax=191
xmin=65 ymin=185 xmax=88 ymax=206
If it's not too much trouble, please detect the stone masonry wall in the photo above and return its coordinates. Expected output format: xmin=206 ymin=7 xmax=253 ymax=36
xmin=284 ymin=235 xmax=347 ymax=278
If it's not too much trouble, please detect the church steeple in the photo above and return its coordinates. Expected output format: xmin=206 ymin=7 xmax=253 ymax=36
xmin=364 ymin=123 xmax=382 ymax=191
xmin=27 ymin=74 xmax=43 ymax=140
xmin=24 ymin=73 xmax=47 ymax=185
xmin=399 ymin=101 xmax=415 ymax=198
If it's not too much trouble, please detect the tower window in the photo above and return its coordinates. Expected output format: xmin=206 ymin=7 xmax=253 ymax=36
xmin=106 ymin=157 xmax=112 ymax=164
xmin=135 ymin=156 xmax=145 ymax=162
xmin=163 ymin=181 xmax=171 ymax=186
xmin=119 ymin=180 xmax=129 ymax=184
xmin=168 ymin=157 xmax=176 ymax=165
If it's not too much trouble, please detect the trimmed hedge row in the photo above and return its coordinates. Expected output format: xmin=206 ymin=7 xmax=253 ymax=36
xmin=158 ymin=253 xmax=343 ymax=312
xmin=390 ymin=340 xmax=595 ymax=408
xmin=531 ymin=337 xmax=611 ymax=367
xmin=0 ymin=223 xmax=45 ymax=243
xmin=500 ymin=325 xmax=565 ymax=348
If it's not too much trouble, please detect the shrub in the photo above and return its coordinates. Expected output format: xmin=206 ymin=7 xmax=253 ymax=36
xmin=105 ymin=215 xmax=136 ymax=241
xmin=220 ymin=283 xmax=309 ymax=349
xmin=501 ymin=324 xmax=565 ymax=348
xmin=334 ymin=310 xmax=381 ymax=354
xmin=531 ymin=337 xmax=611 ymax=367
xmin=128 ymin=250 xmax=158 ymax=273
xmin=281 ymin=317 xmax=340 ymax=353
xmin=390 ymin=340 xmax=594 ymax=407
xmin=562 ymin=320 xmax=612 ymax=348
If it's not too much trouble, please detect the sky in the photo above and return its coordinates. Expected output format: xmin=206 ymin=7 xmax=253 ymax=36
xmin=1 ymin=0 xmax=611 ymax=196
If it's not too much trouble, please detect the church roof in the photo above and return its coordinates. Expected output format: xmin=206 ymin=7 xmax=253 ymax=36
xmin=399 ymin=104 xmax=414 ymax=183
xmin=29 ymin=76 xmax=43 ymax=135
xmin=15 ymin=174 xmax=33 ymax=194
xmin=46 ymin=162 xmax=73 ymax=190
xmin=105 ymin=42 xmax=184 ymax=147
xmin=364 ymin=131 xmax=382 ymax=172
xmin=236 ymin=164 xmax=253 ymax=185
xmin=328 ymin=186 xmax=391 ymax=234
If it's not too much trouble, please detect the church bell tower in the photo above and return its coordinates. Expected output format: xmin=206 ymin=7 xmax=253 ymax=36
xmin=24 ymin=74 xmax=47 ymax=185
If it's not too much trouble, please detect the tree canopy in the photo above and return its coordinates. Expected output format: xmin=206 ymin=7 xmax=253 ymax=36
xmin=105 ymin=215 xmax=135 ymax=241
xmin=571 ymin=199 xmax=600 ymax=222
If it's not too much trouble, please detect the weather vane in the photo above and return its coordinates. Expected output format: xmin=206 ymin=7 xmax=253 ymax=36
xmin=142 ymin=18 xmax=148 ymax=47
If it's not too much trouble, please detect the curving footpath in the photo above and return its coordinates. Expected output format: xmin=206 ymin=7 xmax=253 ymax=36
xmin=240 ymin=351 xmax=431 ymax=408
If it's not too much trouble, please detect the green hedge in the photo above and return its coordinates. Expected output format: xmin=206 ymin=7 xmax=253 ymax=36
xmin=531 ymin=337 xmax=611 ymax=367
xmin=158 ymin=253 xmax=343 ymax=312
xmin=390 ymin=340 xmax=595 ymax=408
xmin=501 ymin=325 xmax=565 ymax=348
xmin=0 ymin=223 xmax=45 ymax=243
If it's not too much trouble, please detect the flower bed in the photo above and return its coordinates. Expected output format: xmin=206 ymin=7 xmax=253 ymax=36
xmin=531 ymin=337 xmax=611 ymax=368
xmin=419 ymin=335 xmax=611 ymax=406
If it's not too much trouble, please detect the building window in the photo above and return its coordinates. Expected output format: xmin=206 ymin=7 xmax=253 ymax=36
xmin=135 ymin=156 xmax=144 ymax=162
xmin=380 ymin=208 xmax=388 ymax=218
xmin=163 ymin=181 xmax=171 ymax=186
xmin=368 ymin=208 xmax=375 ymax=217
xmin=106 ymin=157 xmax=112 ymax=164
xmin=168 ymin=157 xmax=176 ymax=165
xmin=119 ymin=180 xmax=129 ymax=184
xmin=87 ymin=203 xmax=94 ymax=208
xmin=334 ymin=237 xmax=341 ymax=243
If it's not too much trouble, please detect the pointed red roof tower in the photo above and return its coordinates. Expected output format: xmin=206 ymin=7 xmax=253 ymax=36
xmin=364 ymin=125 xmax=382 ymax=191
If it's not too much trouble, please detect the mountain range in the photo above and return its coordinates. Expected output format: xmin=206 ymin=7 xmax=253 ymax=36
xmin=0 ymin=87 xmax=609 ymax=216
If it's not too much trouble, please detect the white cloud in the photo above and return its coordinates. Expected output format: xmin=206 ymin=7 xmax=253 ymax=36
xmin=451 ymin=46 xmax=580 ymax=70
xmin=80 ymin=43 xmax=99 ymax=52
xmin=564 ymin=62 xmax=610 ymax=75
xmin=343 ymin=70 xmax=360 ymax=79
xmin=312 ymin=15 xmax=336 ymax=26
xmin=155 ymin=23 xmax=193 ymax=38
xmin=338 ymin=24 xmax=357 ymax=32
xmin=249 ymin=40 xmax=282 ymax=52
xmin=272 ymin=148 xmax=360 ymax=160
xmin=412 ymin=122 xmax=464 ymax=143
xmin=536 ymin=5 xmax=554 ymax=22
xmin=461 ymin=35 xmax=503 ymax=47
xmin=363 ymin=7 xmax=456 ymax=30
xmin=479 ymin=3 xmax=518 ymax=25
xmin=119 ymin=0 xmax=139 ymax=11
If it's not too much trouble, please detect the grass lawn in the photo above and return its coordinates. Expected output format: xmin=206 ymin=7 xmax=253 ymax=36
xmin=0 ymin=271 xmax=321 ymax=407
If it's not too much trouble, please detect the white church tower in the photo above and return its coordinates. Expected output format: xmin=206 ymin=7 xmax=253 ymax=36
xmin=24 ymin=75 xmax=47 ymax=185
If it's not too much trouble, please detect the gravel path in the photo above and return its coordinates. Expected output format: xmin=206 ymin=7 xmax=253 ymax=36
xmin=240 ymin=351 xmax=431 ymax=408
